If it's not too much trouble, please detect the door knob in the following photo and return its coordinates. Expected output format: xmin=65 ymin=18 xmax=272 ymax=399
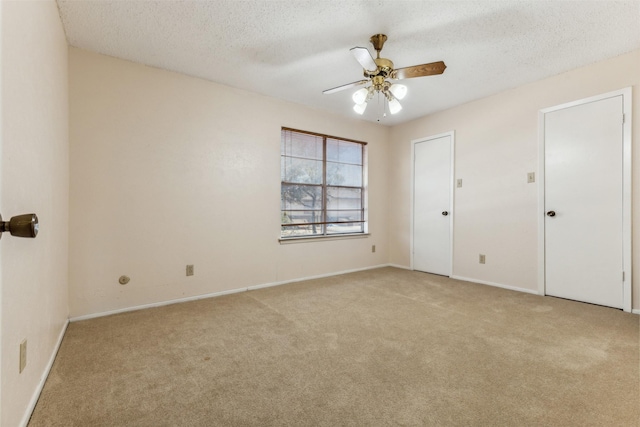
xmin=0 ymin=213 xmax=38 ymax=239
xmin=442 ymin=211 xmax=449 ymax=216
xmin=546 ymin=211 xmax=556 ymax=217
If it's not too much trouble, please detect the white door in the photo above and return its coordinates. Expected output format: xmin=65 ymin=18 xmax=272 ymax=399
xmin=413 ymin=134 xmax=453 ymax=275
xmin=544 ymin=95 xmax=624 ymax=308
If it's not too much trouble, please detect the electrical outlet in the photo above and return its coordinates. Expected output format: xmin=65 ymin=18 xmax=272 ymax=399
xmin=527 ymin=172 xmax=535 ymax=183
xmin=186 ymin=265 xmax=194 ymax=276
xmin=19 ymin=339 xmax=27 ymax=373
xmin=372 ymin=245 xmax=376 ymax=253
xmin=457 ymin=179 xmax=463 ymax=188
xmin=479 ymin=254 xmax=486 ymax=264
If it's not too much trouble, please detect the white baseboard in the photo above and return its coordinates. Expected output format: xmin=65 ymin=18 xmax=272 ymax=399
xmin=20 ymin=319 xmax=69 ymax=427
xmin=386 ymin=263 xmax=412 ymax=270
xmin=74 ymin=266 xmax=606 ymax=321
xmin=70 ymin=264 xmax=392 ymax=322
xmin=450 ymin=275 xmax=639 ymax=314
xmin=248 ymin=264 xmax=391 ymax=291
xmin=69 ymin=287 xmax=247 ymax=322
xmin=450 ymin=275 xmax=539 ymax=295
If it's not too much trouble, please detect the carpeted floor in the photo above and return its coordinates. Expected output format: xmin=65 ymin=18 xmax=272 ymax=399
xmin=29 ymin=267 xmax=639 ymax=426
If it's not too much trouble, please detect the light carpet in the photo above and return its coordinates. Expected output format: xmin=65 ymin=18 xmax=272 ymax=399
xmin=29 ymin=267 xmax=640 ymax=426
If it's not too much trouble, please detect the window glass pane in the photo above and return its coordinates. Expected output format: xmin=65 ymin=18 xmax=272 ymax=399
xmin=282 ymin=131 xmax=323 ymax=160
xmin=281 ymin=184 xmax=322 ymax=210
xmin=327 ymin=187 xmax=362 ymax=210
xmin=325 ymin=210 xmax=363 ymax=223
xmin=326 ymin=162 xmax=362 ymax=187
xmin=281 ymin=157 xmax=323 ymax=184
xmin=327 ymin=139 xmax=362 ymax=165
xmin=326 ymin=222 xmax=364 ymax=235
xmin=281 ymin=210 xmax=324 ymax=225
xmin=281 ymin=224 xmax=325 ymax=237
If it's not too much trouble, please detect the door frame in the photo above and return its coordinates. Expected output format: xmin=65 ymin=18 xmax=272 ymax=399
xmin=410 ymin=131 xmax=455 ymax=275
xmin=537 ymin=88 xmax=632 ymax=312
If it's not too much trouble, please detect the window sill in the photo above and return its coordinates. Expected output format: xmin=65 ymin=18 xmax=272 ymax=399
xmin=279 ymin=233 xmax=370 ymax=244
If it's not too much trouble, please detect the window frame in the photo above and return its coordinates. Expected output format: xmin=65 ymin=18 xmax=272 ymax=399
xmin=280 ymin=127 xmax=367 ymax=240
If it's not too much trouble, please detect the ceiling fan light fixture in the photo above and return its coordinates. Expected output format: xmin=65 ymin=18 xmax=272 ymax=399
xmin=353 ymin=102 xmax=367 ymax=115
xmin=388 ymin=97 xmax=402 ymax=115
xmin=389 ymin=83 xmax=407 ymax=100
xmin=323 ymin=34 xmax=446 ymax=118
xmin=352 ymin=87 xmax=369 ymax=105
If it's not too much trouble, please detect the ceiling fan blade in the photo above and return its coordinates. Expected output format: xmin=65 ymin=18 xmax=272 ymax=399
xmin=350 ymin=47 xmax=378 ymax=73
xmin=323 ymin=79 xmax=369 ymax=95
xmin=392 ymin=61 xmax=447 ymax=80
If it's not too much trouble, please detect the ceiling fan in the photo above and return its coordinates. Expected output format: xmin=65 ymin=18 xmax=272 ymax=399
xmin=323 ymin=34 xmax=446 ymax=115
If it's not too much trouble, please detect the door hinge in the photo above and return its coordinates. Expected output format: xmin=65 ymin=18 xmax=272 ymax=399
xmin=622 ymin=271 xmax=625 ymax=281
xmin=622 ymin=114 xmax=625 ymax=124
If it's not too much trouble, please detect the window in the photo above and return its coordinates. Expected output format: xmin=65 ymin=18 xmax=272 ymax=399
xmin=280 ymin=128 xmax=366 ymax=239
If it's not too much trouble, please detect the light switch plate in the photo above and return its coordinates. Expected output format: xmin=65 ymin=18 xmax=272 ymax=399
xmin=457 ymin=179 xmax=463 ymax=188
xmin=527 ymin=172 xmax=535 ymax=183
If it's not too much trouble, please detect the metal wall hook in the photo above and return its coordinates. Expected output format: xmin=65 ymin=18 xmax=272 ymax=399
xmin=0 ymin=213 xmax=39 ymax=239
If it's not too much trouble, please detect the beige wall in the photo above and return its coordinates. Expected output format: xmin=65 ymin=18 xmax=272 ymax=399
xmin=389 ymin=49 xmax=640 ymax=310
xmin=1 ymin=1 xmax=69 ymax=426
xmin=70 ymin=47 xmax=640 ymax=318
xmin=68 ymin=48 xmax=389 ymax=318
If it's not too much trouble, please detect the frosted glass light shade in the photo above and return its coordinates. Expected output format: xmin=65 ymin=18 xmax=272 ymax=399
xmin=389 ymin=84 xmax=407 ymax=100
xmin=353 ymin=102 xmax=367 ymax=115
xmin=352 ymin=88 xmax=369 ymax=105
xmin=388 ymin=98 xmax=402 ymax=114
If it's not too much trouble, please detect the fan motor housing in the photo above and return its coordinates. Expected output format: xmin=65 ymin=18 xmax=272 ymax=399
xmin=365 ymin=57 xmax=394 ymax=79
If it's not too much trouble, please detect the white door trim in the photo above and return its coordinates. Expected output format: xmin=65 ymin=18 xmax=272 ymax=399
xmin=537 ymin=87 xmax=632 ymax=312
xmin=410 ymin=131 xmax=455 ymax=275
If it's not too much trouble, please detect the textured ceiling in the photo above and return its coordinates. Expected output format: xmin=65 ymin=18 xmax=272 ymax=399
xmin=57 ymin=0 xmax=640 ymax=126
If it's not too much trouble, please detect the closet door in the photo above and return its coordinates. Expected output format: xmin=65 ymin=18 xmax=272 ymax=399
xmin=413 ymin=134 xmax=453 ymax=276
xmin=543 ymin=95 xmax=624 ymax=308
